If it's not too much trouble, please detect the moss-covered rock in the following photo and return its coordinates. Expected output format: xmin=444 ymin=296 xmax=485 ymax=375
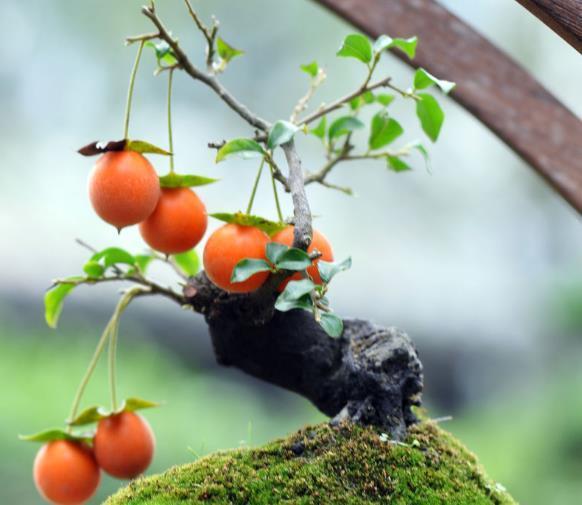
xmin=106 ymin=422 xmax=516 ymax=504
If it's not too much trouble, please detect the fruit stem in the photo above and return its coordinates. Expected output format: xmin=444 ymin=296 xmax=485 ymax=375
xmin=66 ymin=288 xmax=142 ymax=429
xmin=269 ymin=159 xmax=284 ymax=222
xmin=246 ymin=158 xmax=265 ymax=214
xmin=123 ymin=40 xmax=145 ymax=139
xmin=167 ymin=67 xmax=175 ymax=173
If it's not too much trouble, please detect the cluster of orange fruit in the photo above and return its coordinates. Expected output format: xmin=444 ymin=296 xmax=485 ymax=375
xmin=89 ymin=150 xmax=333 ymax=292
xmin=34 ymin=412 xmax=153 ymax=505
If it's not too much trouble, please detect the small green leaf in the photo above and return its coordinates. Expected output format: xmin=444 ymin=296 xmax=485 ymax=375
xmin=368 ymin=111 xmax=404 ymax=150
xmin=337 ymin=34 xmax=372 ymax=63
xmin=300 ymin=61 xmax=319 ymax=78
xmin=172 ymin=250 xmax=200 ymax=276
xmin=83 ymin=261 xmax=104 ymax=279
xmin=376 ymin=93 xmax=395 ymax=107
xmin=309 ymin=117 xmax=326 ymax=139
xmin=276 ymin=248 xmax=312 ymax=271
xmin=120 ymin=397 xmax=160 ymax=413
xmin=231 ymin=259 xmax=272 ymax=283
xmin=405 ymin=140 xmax=430 ymax=171
xmin=266 ymin=242 xmax=289 ymax=265
xmin=413 ymin=68 xmax=455 ymax=94
xmin=318 ymin=257 xmax=352 ymax=284
xmin=349 ymin=91 xmax=375 ymax=110
xmin=91 ymin=247 xmax=136 ymax=269
xmin=67 ymin=406 xmax=109 ymax=427
xmin=267 ymin=120 xmax=299 ymax=150
xmin=416 ymin=93 xmax=444 ymax=142
xmin=319 ymin=313 xmax=344 ymax=337
xmin=159 ymin=173 xmax=218 ymax=188
xmin=146 ymin=40 xmax=178 ymax=67
xmin=134 ymin=254 xmax=155 ymax=274
xmin=373 ymin=35 xmax=417 ymax=59
xmin=126 ymin=139 xmax=171 ymax=155
xmin=210 ymin=212 xmax=286 ymax=236
xmin=328 ymin=116 xmax=364 ymax=140
xmin=19 ymin=429 xmax=94 ymax=444
xmin=216 ymin=37 xmax=244 ymax=63
xmin=215 ymin=139 xmax=265 ymax=162
xmin=387 ymin=155 xmax=412 ymax=172
xmin=45 ymin=279 xmax=82 ymax=329
xmin=275 ymin=279 xmax=316 ymax=312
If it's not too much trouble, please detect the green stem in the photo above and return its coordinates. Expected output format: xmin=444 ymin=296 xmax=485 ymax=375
xmin=246 ymin=158 xmax=265 ymax=214
xmin=269 ymin=160 xmax=284 ymax=222
xmin=123 ymin=40 xmax=145 ymax=139
xmin=167 ymin=68 xmax=175 ymax=173
xmin=108 ymin=322 xmax=119 ymax=412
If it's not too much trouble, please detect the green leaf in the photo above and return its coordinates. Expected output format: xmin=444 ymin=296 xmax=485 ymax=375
xmin=275 ymin=279 xmax=316 ymax=312
xmin=210 ymin=212 xmax=286 ymax=236
xmin=172 ymin=250 xmax=200 ymax=276
xmin=349 ymin=91 xmax=375 ymax=110
xmin=318 ymin=257 xmax=352 ymax=284
xmin=83 ymin=261 xmax=104 ymax=279
xmin=126 ymin=139 xmax=171 ymax=156
xmin=319 ymin=313 xmax=344 ymax=337
xmin=145 ymin=40 xmax=178 ymax=67
xmin=266 ymin=242 xmax=289 ymax=265
xmin=67 ymin=406 xmax=109 ymax=427
xmin=275 ymin=248 xmax=312 ymax=271
xmin=368 ymin=111 xmax=404 ymax=150
xmin=404 ymin=140 xmax=431 ymax=171
xmin=19 ymin=429 xmax=93 ymax=444
xmin=413 ymin=68 xmax=455 ymax=94
xmin=267 ymin=120 xmax=299 ymax=150
xmin=91 ymin=247 xmax=136 ymax=269
xmin=216 ymin=37 xmax=244 ymax=63
xmin=120 ymin=397 xmax=160 ymax=412
xmin=231 ymin=259 xmax=272 ymax=283
xmin=387 ymin=155 xmax=412 ymax=172
xmin=134 ymin=254 xmax=155 ymax=274
xmin=373 ymin=35 xmax=417 ymax=59
xmin=416 ymin=93 xmax=444 ymax=142
xmin=328 ymin=116 xmax=364 ymax=140
xmin=376 ymin=93 xmax=395 ymax=107
xmin=300 ymin=61 xmax=319 ymax=78
xmin=309 ymin=117 xmax=326 ymax=139
xmin=45 ymin=278 xmax=81 ymax=329
xmin=337 ymin=34 xmax=372 ymax=63
xmin=159 ymin=173 xmax=218 ymax=188
xmin=215 ymin=139 xmax=265 ymax=162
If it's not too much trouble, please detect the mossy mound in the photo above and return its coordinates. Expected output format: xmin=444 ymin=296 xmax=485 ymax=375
xmin=106 ymin=422 xmax=516 ymax=504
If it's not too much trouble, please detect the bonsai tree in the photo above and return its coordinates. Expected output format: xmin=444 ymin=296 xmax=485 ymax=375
xmin=21 ymin=2 xmax=517 ymax=504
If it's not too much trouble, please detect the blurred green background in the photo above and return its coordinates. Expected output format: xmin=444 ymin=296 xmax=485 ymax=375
xmin=1 ymin=1 xmax=581 ymax=504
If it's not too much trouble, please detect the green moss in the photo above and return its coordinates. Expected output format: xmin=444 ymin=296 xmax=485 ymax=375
xmin=106 ymin=422 xmax=516 ymax=505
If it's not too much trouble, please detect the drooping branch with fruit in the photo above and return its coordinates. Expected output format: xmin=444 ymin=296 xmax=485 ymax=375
xmin=23 ymin=2 xmax=455 ymax=504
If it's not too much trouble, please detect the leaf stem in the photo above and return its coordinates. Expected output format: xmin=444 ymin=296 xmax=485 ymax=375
xmin=167 ymin=68 xmax=175 ymax=173
xmin=123 ymin=40 xmax=146 ymax=139
xmin=269 ymin=159 xmax=284 ymax=222
xmin=246 ymin=158 xmax=265 ymax=215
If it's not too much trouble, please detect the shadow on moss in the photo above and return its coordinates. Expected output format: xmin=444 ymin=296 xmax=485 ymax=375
xmin=106 ymin=422 xmax=516 ymax=504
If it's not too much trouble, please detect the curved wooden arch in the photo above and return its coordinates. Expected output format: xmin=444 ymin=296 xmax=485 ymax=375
xmin=314 ymin=0 xmax=582 ymax=214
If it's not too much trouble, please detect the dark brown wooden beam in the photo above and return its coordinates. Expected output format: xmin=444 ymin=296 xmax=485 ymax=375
xmin=514 ymin=0 xmax=582 ymax=52
xmin=313 ymin=0 xmax=582 ymax=214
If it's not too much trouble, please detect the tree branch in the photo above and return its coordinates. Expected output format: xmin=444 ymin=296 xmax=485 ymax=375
xmin=183 ymin=0 xmax=219 ymax=71
xmin=141 ymin=5 xmax=270 ymax=132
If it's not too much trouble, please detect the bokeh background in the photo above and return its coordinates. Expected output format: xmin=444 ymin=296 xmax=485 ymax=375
xmin=1 ymin=1 xmax=581 ymax=503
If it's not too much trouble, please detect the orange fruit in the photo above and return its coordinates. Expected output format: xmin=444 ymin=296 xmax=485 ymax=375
xmin=33 ymin=440 xmax=100 ymax=505
xmin=203 ymin=224 xmax=270 ymax=293
xmin=88 ymin=151 xmax=160 ymax=230
xmin=139 ymin=187 xmax=207 ymax=254
xmin=93 ymin=412 xmax=155 ymax=480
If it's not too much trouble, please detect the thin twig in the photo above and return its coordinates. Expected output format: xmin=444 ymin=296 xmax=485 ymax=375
xmin=290 ymin=69 xmax=326 ymax=124
xmin=183 ymin=0 xmax=219 ymax=71
xmin=125 ymin=32 xmax=159 ymax=45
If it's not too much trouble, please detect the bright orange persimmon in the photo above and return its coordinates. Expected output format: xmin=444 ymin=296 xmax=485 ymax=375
xmin=33 ymin=440 xmax=100 ymax=505
xmin=203 ymin=224 xmax=270 ymax=293
xmin=88 ymin=151 xmax=160 ymax=231
xmin=93 ymin=412 xmax=155 ymax=480
xmin=272 ymin=226 xmax=333 ymax=289
xmin=139 ymin=187 xmax=207 ymax=254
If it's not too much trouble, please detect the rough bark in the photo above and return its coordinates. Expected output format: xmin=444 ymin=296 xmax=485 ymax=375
xmin=184 ymin=273 xmax=423 ymax=439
